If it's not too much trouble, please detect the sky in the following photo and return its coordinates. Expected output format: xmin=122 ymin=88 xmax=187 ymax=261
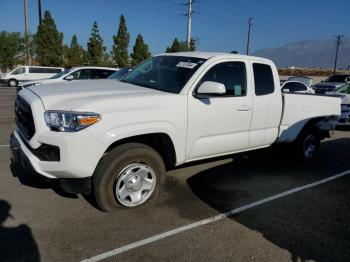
xmin=1 ymin=0 xmax=349 ymax=55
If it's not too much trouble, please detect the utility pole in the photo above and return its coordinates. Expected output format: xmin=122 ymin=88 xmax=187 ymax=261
xmin=186 ymin=0 xmax=192 ymax=49
xmin=24 ymin=0 xmax=30 ymax=65
xmin=333 ymin=35 xmax=344 ymax=73
xmin=38 ymin=0 xmax=42 ymax=25
xmin=181 ymin=0 xmax=198 ymax=49
xmin=246 ymin=17 xmax=253 ymax=55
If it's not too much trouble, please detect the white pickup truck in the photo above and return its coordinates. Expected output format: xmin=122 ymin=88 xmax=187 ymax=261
xmin=11 ymin=52 xmax=341 ymax=211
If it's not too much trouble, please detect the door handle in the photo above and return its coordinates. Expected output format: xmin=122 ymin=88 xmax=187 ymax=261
xmin=236 ymin=105 xmax=251 ymax=111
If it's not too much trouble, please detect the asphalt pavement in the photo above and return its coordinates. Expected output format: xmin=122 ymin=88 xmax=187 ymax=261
xmin=0 ymin=86 xmax=349 ymax=262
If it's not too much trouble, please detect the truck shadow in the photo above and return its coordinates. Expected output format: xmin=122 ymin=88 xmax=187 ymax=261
xmin=10 ymin=160 xmax=78 ymax=199
xmin=186 ymin=138 xmax=350 ymax=262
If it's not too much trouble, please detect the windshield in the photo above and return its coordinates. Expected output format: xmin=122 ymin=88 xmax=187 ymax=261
xmin=334 ymin=83 xmax=350 ymax=94
xmin=327 ymin=75 xmax=349 ymax=82
xmin=108 ymin=67 xmax=133 ymax=80
xmin=121 ymin=56 xmax=206 ymax=93
xmin=50 ymin=69 xmax=71 ymax=79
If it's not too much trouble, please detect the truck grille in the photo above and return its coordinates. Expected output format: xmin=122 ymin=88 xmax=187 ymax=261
xmin=15 ymin=95 xmax=35 ymax=140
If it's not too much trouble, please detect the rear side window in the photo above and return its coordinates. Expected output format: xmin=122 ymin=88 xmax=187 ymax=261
xmin=29 ymin=67 xmax=62 ymax=73
xmin=253 ymin=63 xmax=275 ymax=96
xmin=199 ymin=62 xmax=247 ymax=96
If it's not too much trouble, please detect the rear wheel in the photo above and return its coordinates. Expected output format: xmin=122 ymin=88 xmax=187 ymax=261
xmin=8 ymin=79 xmax=18 ymax=87
xmin=93 ymin=143 xmax=165 ymax=212
xmin=295 ymin=129 xmax=320 ymax=161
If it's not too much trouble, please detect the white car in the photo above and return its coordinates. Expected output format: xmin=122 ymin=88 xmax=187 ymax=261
xmin=0 ymin=66 xmax=64 ymax=87
xmin=326 ymin=83 xmax=350 ymax=123
xmin=281 ymin=80 xmax=315 ymax=94
xmin=11 ymin=52 xmax=341 ymax=211
xmin=17 ymin=66 xmax=118 ymax=92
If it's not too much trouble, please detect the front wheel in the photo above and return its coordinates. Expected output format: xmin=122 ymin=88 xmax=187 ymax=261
xmin=93 ymin=143 xmax=165 ymax=212
xmin=8 ymin=79 xmax=18 ymax=87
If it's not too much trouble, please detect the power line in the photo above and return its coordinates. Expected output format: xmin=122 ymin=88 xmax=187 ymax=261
xmin=246 ymin=17 xmax=253 ymax=55
xmin=333 ymin=35 xmax=344 ymax=73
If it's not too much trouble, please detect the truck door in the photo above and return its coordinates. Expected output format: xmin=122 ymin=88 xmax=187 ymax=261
xmin=187 ymin=61 xmax=253 ymax=161
xmin=249 ymin=62 xmax=282 ymax=147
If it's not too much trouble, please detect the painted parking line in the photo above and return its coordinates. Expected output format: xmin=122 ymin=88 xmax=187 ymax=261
xmin=0 ymin=116 xmax=15 ymax=118
xmin=0 ymin=144 xmax=10 ymax=148
xmin=81 ymin=170 xmax=350 ymax=262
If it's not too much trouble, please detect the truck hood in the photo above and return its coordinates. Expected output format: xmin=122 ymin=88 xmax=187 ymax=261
xmin=26 ymin=79 xmax=172 ymax=111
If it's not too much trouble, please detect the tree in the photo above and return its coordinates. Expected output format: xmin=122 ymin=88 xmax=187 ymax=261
xmin=35 ymin=11 xmax=64 ymax=66
xmin=165 ymin=38 xmax=181 ymax=53
xmin=165 ymin=37 xmax=196 ymax=53
xmin=112 ymin=15 xmax=130 ymax=67
xmin=87 ymin=21 xmax=106 ymax=65
xmin=66 ymin=34 xmax=84 ymax=67
xmin=130 ymin=34 xmax=151 ymax=66
xmin=0 ymin=31 xmax=23 ymax=71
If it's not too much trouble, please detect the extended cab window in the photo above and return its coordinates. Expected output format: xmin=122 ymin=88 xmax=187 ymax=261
xmin=198 ymin=62 xmax=247 ymax=96
xmin=253 ymin=63 xmax=275 ymax=96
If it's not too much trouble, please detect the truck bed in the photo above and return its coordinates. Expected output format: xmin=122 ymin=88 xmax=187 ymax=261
xmin=277 ymin=93 xmax=341 ymax=143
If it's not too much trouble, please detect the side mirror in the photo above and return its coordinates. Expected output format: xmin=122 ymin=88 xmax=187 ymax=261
xmin=65 ymin=75 xmax=74 ymax=81
xmin=195 ymin=81 xmax=226 ymax=98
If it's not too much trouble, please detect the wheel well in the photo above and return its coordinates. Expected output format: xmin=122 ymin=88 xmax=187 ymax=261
xmin=105 ymin=133 xmax=177 ymax=170
xmin=298 ymin=117 xmax=329 ymax=139
xmin=8 ymin=79 xmax=18 ymax=83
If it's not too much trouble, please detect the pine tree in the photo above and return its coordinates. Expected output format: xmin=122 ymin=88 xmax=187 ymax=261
xmin=165 ymin=38 xmax=181 ymax=53
xmin=87 ymin=21 xmax=105 ymax=65
xmin=131 ymin=34 xmax=151 ymax=66
xmin=66 ymin=34 xmax=84 ymax=67
xmin=165 ymin=37 xmax=196 ymax=53
xmin=35 ymin=11 xmax=64 ymax=66
xmin=112 ymin=15 xmax=130 ymax=67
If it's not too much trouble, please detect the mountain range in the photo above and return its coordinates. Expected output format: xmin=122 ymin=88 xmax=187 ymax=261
xmin=253 ymin=39 xmax=350 ymax=69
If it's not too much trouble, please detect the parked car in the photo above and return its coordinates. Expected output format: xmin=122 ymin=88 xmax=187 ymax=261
xmin=17 ymin=66 xmax=118 ymax=92
xmin=281 ymin=80 xmax=315 ymax=94
xmin=0 ymin=66 xmax=64 ymax=87
xmin=287 ymin=76 xmax=313 ymax=87
xmin=107 ymin=66 xmax=134 ymax=80
xmin=313 ymin=74 xmax=350 ymax=94
xmin=11 ymin=52 xmax=341 ymax=211
xmin=326 ymin=83 xmax=350 ymax=123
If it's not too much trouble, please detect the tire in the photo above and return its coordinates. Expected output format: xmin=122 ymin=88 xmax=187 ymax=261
xmin=93 ymin=143 xmax=165 ymax=212
xmin=8 ymin=79 xmax=18 ymax=87
xmin=295 ymin=128 xmax=320 ymax=161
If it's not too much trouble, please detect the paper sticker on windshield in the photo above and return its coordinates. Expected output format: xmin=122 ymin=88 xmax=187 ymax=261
xmin=176 ymin=62 xmax=197 ymax=69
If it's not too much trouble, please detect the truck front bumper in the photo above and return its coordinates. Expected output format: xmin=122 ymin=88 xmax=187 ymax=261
xmin=10 ymin=132 xmax=92 ymax=194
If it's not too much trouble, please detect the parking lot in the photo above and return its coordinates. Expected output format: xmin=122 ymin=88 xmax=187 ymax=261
xmin=0 ymin=85 xmax=349 ymax=262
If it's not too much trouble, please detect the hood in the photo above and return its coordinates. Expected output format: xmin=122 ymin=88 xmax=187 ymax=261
xmin=25 ymin=79 xmax=174 ymax=111
xmin=20 ymin=78 xmax=60 ymax=87
xmin=314 ymin=82 xmax=344 ymax=88
xmin=326 ymin=92 xmax=350 ymax=104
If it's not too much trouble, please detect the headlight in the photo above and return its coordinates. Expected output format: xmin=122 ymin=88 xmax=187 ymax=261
xmin=44 ymin=111 xmax=101 ymax=132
